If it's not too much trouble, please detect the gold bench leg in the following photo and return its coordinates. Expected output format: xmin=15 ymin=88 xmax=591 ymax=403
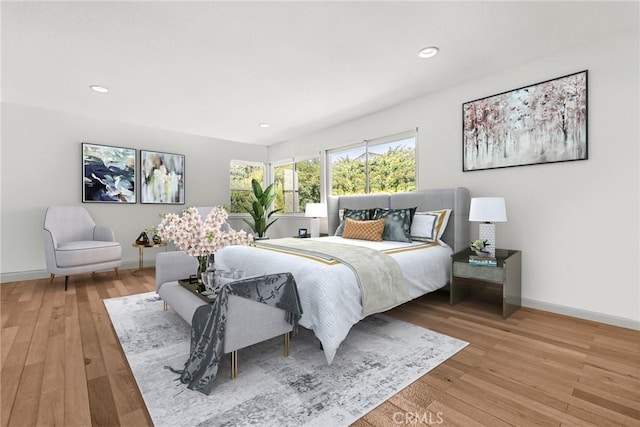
xmin=230 ymin=351 xmax=238 ymax=379
xmin=49 ymin=274 xmax=55 ymax=283
xmin=284 ymin=332 xmax=290 ymax=357
xmin=114 ymin=267 xmax=120 ymax=279
xmin=162 ymin=302 xmax=167 ymax=311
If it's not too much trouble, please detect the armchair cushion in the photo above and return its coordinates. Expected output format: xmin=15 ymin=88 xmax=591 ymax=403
xmin=55 ymin=240 xmax=121 ymax=268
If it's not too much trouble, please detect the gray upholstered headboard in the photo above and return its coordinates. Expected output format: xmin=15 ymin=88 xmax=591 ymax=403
xmin=327 ymin=187 xmax=470 ymax=253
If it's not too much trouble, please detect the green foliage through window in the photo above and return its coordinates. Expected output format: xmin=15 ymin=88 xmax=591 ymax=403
xmin=330 ymin=137 xmax=416 ymax=195
xmin=273 ymin=158 xmax=320 ymax=213
xmin=230 ymin=162 xmax=264 ymax=213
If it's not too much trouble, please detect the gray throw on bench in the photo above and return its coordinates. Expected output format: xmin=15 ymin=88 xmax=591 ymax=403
xmin=175 ymin=272 xmax=303 ymax=395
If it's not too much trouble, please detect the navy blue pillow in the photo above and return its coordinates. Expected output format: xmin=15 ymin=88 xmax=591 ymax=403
xmin=334 ymin=208 xmax=371 ymax=236
xmin=372 ymin=207 xmax=417 ymax=242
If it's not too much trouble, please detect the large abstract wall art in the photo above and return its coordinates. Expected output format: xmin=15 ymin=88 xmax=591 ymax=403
xmin=463 ymin=70 xmax=588 ymax=171
xmin=82 ymin=143 xmax=136 ymax=203
xmin=140 ymin=150 xmax=185 ymax=204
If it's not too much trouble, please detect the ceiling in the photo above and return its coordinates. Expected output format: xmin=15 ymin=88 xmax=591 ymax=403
xmin=2 ymin=1 xmax=638 ymax=146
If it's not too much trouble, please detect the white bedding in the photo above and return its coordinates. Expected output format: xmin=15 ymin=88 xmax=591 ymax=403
xmin=215 ymin=236 xmax=452 ymax=364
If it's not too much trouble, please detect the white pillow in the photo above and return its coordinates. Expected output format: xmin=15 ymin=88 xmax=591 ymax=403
xmin=411 ymin=209 xmax=452 ymax=246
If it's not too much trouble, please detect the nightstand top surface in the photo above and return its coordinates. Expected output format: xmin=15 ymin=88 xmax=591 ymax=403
xmin=452 ymin=247 xmax=520 ymax=267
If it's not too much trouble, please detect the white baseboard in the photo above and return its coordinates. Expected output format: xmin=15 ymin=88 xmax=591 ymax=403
xmin=0 ymin=259 xmax=143 ymax=284
xmin=522 ymin=297 xmax=640 ymax=331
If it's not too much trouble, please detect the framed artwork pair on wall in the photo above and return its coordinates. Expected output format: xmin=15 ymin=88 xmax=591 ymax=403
xmin=82 ymin=143 xmax=185 ymax=204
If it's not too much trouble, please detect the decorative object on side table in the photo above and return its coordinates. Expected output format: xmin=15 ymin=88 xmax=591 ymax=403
xmin=305 ymin=203 xmax=327 ymax=238
xmin=135 ymin=231 xmax=150 ymax=246
xmin=468 ymin=197 xmax=507 ymax=257
xmin=470 ymin=239 xmax=490 ymax=256
xmin=157 ymin=206 xmax=253 ymax=284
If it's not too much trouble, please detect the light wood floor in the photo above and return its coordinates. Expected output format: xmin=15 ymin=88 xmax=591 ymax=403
xmin=2 ymin=269 xmax=639 ymax=426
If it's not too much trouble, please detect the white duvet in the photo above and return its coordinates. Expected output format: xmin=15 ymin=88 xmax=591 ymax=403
xmin=215 ymin=236 xmax=452 ymax=364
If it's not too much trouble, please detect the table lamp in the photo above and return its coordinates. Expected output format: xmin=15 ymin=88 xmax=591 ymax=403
xmin=305 ymin=203 xmax=327 ymax=238
xmin=468 ymin=197 xmax=507 ymax=257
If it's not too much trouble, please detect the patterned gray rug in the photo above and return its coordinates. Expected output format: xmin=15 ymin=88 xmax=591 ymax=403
xmin=104 ymin=292 xmax=467 ymax=427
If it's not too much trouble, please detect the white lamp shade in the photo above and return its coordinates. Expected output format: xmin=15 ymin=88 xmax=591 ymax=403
xmin=469 ymin=197 xmax=507 ymax=222
xmin=305 ymin=203 xmax=327 ymax=218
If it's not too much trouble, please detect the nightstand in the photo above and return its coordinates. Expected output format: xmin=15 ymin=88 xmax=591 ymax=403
xmin=450 ymin=248 xmax=522 ymax=318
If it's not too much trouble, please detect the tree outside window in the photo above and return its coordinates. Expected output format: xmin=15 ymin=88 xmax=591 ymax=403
xmin=230 ymin=161 xmax=264 ymax=213
xmin=273 ymin=158 xmax=320 ymax=213
xmin=329 ymin=135 xmax=416 ymax=195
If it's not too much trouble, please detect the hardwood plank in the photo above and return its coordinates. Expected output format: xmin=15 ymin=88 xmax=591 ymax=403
xmin=119 ymin=408 xmax=153 ymax=426
xmin=7 ymin=362 xmax=44 ymax=426
xmin=1 ymin=326 xmax=19 ymax=367
xmin=580 ymin=363 xmax=640 ymax=395
xmin=87 ymin=375 xmax=120 ymax=426
xmin=0 ymin=341 xmax=29 ymax=427
xmin=37 ymin=390 xmax=64 ymax=427
xmin=64 ymin=315 xmax=91 ymax=427
xmin=88 ymin=287 xmax=145 ymax=419
xmin=572 ymin=387 xmax=640 ymax=420
xmin=75 ymin=286 xmax=108 ymax=381
xmin=41 ymin=331 xmax=65 ymax=396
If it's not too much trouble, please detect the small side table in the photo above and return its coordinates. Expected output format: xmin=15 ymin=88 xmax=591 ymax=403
xmin=450 ymin=248 xmax=522 ymax=318
xmin=131 ymin=241 xmax=167 ymax=274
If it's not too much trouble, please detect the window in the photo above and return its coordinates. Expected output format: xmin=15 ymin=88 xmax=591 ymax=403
xmin=273 ymin=157 xmax=321 ymax=213
xmin=328 ymin=131 xmax=416 ymax=195
xmin=229 ymin=161 xmax=265 ymax=213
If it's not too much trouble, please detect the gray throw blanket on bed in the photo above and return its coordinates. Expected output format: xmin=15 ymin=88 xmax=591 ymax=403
xmin=176 ymin=273 xmax=302 ymax=395
xmin=256 ymin=238 xmax=408 ymax=316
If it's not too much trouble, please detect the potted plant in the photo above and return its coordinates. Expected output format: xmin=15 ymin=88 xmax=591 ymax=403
xmin=243 ymin=178 xmax=281 ymax=238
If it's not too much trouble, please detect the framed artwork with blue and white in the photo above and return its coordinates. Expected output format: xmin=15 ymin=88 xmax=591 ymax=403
xmin=82 ymin=143 xmax=136 ymax=203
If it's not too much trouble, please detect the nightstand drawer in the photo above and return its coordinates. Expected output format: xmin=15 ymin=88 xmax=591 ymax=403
xmin=453 ymin=262 xmax=505 ymax=283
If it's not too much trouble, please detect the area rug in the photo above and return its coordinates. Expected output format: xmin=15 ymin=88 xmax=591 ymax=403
xmin=104 ymin=292 xmax=468 ymax=427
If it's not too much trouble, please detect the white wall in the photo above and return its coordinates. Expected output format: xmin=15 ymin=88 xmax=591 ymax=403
xmin=0 ymin=103 xmax=267 ymax=279
xmin=269 ymin=29 xmax=640 ymax=328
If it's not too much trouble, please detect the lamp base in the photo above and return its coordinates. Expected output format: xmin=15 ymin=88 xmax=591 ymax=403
xmin=478 ymin=223 xmax=496 ymax=257
xmin=310 ymin=217 xmax=320 ymax=238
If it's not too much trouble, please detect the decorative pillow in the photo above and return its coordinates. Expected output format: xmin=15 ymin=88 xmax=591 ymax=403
xmin=334 ymin=208 xmax=371 ymax=236
xmin=372 ymin=207 xmax=416 ymax=243
xmin=342 ymin=218 xmax=385 ymax=241
xmin=411 ymin=209 xmax=452 ymax=246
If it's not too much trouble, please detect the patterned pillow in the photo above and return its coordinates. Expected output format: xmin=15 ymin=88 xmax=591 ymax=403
xmin=342 ymin=218 xmax=385 ymax=241
xmin=411 ymin=209 xmax=452 ymax=246
xmin=372 ymin=207 xmax=416 ymax=243
xmin=334 ymin=208 xmax=371 ymax=236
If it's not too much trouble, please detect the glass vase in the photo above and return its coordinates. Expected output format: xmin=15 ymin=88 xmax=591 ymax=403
xmin=195 ymin=254 xmax=215 ymax=283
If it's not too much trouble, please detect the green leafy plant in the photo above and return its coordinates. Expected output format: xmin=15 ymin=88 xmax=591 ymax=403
xmin=470 ymin=239 xmax=490 ymax=252
xmin=243 ymin=179 xmax=281 ymax=238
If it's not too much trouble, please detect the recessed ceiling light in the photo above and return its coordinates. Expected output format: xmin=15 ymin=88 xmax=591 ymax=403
xmin=89 ymin=85 xmax=109 ymax=93
xmin=258 ymin=123 xmax=270 ymax=128
xmin=418 ymin=46 xmax=439 ymax=59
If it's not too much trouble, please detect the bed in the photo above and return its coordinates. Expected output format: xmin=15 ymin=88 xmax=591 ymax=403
xmin=216 ymin=187 xmax=470 ymax=364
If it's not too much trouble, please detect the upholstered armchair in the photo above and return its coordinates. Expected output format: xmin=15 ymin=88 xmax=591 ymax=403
xmin=43 ymin=206 xmax=122 ymax=290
